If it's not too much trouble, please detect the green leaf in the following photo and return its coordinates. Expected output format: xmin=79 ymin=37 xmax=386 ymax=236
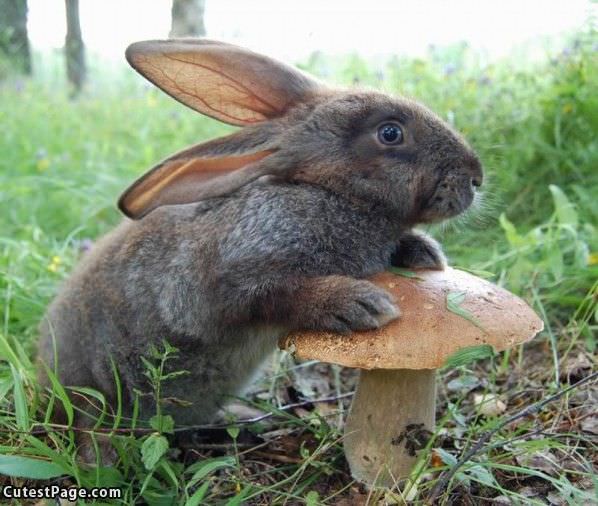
xmin=0 ymin=377 xmax=13 ymax=403
xmin=185 ymin=481 xmax=210 ymax=506
xmin=158 ymin=460 xmax=180 ymax=488
xmin=226 ymin=426 xmax=240 ymax=440
xmin=225 ymin=486 xmax=251 ymax=506
xmin=467 ymin=463 xmax=498 ymax=487
xmin=68 ymin=386 xmax=106 ymax=407
xmin=10 ymin=364 xmax=29 ymax=431
xmin=150 ymin=414 xmax=175 ymax=434
xmin=68 ymin=386 xmax=107 ymax=428
xmin=141 ymin=433 xmax=169 ymax=470
xmin=446 ymin=375 xmax=480 ymax=392
xmin=305 ymin=491 xmax=320 ymax=506
xmin=162 ymin=341 xmax=179 ymax=355
xmin=140 ymin=356 xmax=156 ymax=375
xmin=447 ymin=290 xmax=466 ymax=306
xmin=148 ymin=344 xmax=161 ymax=360
xmin=24 ymin=436 xmax=72 ymax=470
xmin=506 ymin=257 xmax=535 ymax=293
xmin=453 ymin=267 xmax=495 ymax=279
xmin=388 ymin=267 xmax=423 ymax=279
xmin=142 ymin=487 xmax=178 ymax=506
xmin=0 ymin=454 xmax=65 ymax=479
xmin=499 ymin=213 xmax=524 ymax=247
xmin=549 ymin=185 xmax=578 ymax=227
xmin=43 ymin=364 xmax=74 ymax=426
xmin=446 ymin=291 xmax=484 ymax=330
xmin=444 ymin=345 xmax=495 ymax=368
xmin=162 ymin=370 xmax=190 ymax=380
xmin=0 ymin=333 xmax=26 ymax=371
xmin=185 ymin=457 xmax=235 ymax=490
xmin=435 ymin=450 xmax=470 ymax=486
xmin=109 ymin=357 xmax=123 ymax=431
xmin=546 ymin=245 xmax=564 ymax=281
xmin=79 ymin=464 xmax=123 ymax=488
xmin=435 ymin=448 xmax=457 ymax=466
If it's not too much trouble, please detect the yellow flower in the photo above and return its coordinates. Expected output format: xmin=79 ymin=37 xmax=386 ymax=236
xmin=588 ymin=252 xmax=598 ymax=266
xmin=47 ymin=255 xmax=62 ymax=272
xmin=146 ymin=93 xmax=158 ymax=108
xmin=37 ymin=158 xmax=50 ymax=171
xmin=562 ymin=103 xmax=573 ymax=114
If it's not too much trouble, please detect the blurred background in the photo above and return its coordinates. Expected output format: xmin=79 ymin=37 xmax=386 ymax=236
xmin=19 ymin=0 xmax=596 ymax=62
xmin=2 ymin=0 xmax=595 ymax=295
xmin=3 ymin=1 xmax=596 ymax=81
xmin=0 ymin=1 xmax=597 ymax=503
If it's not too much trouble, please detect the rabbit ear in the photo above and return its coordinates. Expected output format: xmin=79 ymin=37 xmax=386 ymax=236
xmin=125 ymin=39 xmax=323 ymax=126
xmin=118 ymin=130 xmax=284 ymax=219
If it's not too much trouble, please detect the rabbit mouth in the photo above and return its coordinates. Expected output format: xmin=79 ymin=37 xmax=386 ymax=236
xmin=420 ymin=179 xmax=476 ymax=222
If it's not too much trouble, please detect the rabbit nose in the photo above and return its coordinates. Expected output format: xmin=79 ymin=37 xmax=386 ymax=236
xmin=467 ymin=155 xmax=483 ymax=188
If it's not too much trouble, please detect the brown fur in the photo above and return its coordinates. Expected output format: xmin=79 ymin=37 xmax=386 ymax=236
xmin=38 ymin=39 xmax=483 ymax=462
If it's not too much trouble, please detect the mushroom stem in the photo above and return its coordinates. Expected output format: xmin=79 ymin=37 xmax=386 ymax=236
xmin=344 ymin=368 xmax=436 ymax=487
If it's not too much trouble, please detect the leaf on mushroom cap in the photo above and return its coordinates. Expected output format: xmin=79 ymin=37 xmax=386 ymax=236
xmin=279 ymin=267 xmax=544 ymax=370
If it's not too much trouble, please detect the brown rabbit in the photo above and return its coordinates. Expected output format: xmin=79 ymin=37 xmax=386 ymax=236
xmin=38 ymin=39 xmax=483 ymax=459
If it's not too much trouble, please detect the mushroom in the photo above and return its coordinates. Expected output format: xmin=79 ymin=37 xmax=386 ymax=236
xmin=279 ymin=267 xmax=544 ymax=487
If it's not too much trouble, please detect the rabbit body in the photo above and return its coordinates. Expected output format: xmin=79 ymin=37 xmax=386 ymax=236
xmin=38 ymin=39 xmax=483 ymax=437
xmin=40 ymin=181 xmax=405 ymax=424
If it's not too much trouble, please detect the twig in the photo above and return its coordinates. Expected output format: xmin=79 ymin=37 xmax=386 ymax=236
xmin=426 ymin=370 xmax=598 ymax=504
xmin=250 ymin=450 xmax=303 ymax=464
xmin=0 ymin=391 xmax=354 ymax=436
xmin=184 ymin=390 xmax=354 ymax=432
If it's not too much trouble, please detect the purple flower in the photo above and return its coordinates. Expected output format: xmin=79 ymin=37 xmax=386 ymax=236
xmin=79 ymin=238 xmax=94 ymax=254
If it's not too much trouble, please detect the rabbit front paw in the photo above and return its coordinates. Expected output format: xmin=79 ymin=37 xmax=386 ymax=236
xmin=392 ymin=231 xmax=447 ymax=271
xmin=303 ymin=278 xmax=400 ymax=334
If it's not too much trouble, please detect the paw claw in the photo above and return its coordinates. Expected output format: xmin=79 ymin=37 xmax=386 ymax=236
xmin=393 ymin=231 xmax=447 ymax=270
xmin=319 ymin=280 xmax=399 ymax=333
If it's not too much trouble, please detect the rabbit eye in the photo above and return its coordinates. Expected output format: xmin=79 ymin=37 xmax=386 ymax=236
xmin=377 ymin=123 xmax=404 ymax=145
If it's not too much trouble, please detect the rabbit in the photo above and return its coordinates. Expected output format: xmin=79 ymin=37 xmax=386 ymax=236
xmin=38 ymin=39 xmax=483 ymax=461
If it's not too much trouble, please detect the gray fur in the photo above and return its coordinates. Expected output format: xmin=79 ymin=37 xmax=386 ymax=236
xmin=38 ymin=42 xmax=483 ymax=453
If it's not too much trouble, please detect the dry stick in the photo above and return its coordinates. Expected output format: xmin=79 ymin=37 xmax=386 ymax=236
xmin=181 ymin=390 xmax=355 ymax=432
xmin=3 ymin=391 xmax=355 ymax=437
xmin=426 ymin=370 xmax=598 ymax=504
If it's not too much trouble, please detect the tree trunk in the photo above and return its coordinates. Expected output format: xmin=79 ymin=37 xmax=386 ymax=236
xmin=0 ymin=0 xmax=32 ymax=75
xmin=65 ymin=0 xmax=85 ymax=95
xmin=169 ymin=0 xmax=206 ymax=38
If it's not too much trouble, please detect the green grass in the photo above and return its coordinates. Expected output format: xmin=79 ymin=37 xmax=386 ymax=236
xmin=0 ymin=30 xmax=597 ymax=504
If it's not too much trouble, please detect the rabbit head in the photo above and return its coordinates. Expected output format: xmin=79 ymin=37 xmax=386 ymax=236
xmin=120 ymin=39 xmax=482 ymax=225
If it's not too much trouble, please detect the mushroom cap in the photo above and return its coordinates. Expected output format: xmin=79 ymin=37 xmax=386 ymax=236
xmin=279 ymin=267 xmax=544 ymax=369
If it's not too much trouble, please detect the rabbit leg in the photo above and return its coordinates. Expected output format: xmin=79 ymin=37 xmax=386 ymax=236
xmin=280 ymin=276 xmax=400 ymax=335
xmin=392 ymin=231 xmax=447 ymax=271
xmin=76 ymin=428 xmax=118 ymax=467
xmin=71 ymin=397 xmax=119 ymax=467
